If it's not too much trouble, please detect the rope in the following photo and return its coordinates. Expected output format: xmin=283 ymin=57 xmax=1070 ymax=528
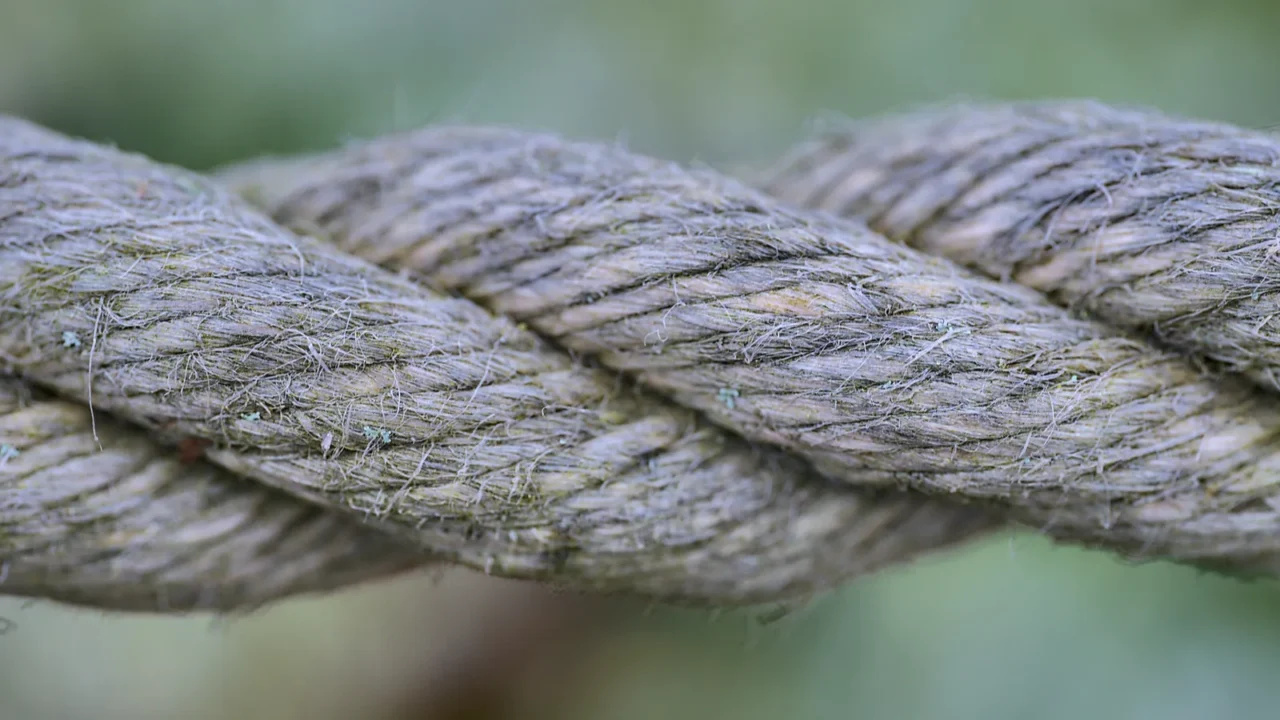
xmin=0 ymin=116 xmax=988 ymax=611
xmin=3 ymin=101 xmax=1278 ymax=613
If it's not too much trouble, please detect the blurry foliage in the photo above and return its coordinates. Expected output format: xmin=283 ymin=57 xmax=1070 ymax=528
xmin=4 ymin=0 xmax=1280 ymax=718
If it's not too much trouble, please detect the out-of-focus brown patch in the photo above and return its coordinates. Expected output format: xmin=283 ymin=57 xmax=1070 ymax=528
xmin=177 ymin=436 xmax=210 ymax=464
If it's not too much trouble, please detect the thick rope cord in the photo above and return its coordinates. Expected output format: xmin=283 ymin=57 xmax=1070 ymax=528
xmin=5 ymin=102 xmax=1280 ymax=613
xmin=0 ymin=116 xmax=990 ymax=611
xmin=218 ymin=126 xmax=1280 ymax=570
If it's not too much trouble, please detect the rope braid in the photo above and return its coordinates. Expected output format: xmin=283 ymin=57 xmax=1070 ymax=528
xmin=5 ymin=101 xmax=1280 ymax=612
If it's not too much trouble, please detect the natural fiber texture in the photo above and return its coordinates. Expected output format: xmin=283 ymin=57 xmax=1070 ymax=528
xmin=0 ymin=116 xmax=990 ymax=610
xmin=219 ymin=126 xmax=1280 ymax=571
xmin=762 ymin=100 xmax=1280 ymax=391
xmin=10 ymin=101 xmax=1280 ymax=613
xmin=0 ymin=377 xmax=424 ymax=611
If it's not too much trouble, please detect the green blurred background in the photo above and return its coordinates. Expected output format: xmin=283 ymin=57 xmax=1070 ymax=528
xmin=5 ymin=1 xmax=1280 ymax=718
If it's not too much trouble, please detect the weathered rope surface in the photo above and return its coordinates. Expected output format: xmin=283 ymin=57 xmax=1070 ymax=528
xmin=0 ymin=116 xmax=989 ymax=611
xmin=5 ymin=101 xmax=1280 ymax=613
xmin=220 ymin=124 xmax=1280 ymax=566
xmin=0 ymin=378 xmax=424 ymax=611
xmin=763 ymin=100 xmax=1280 ymax=390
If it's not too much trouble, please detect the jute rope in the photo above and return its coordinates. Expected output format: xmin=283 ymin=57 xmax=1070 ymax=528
xmin=3 ymin=101 xmax=1279 ymax=613
xmin=0 ymin=117 xmax=989 ymax=611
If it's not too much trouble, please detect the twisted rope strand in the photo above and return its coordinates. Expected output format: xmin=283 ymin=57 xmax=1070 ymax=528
xmin=0 ymin=116 xmax=988 ymax=609
xmin=0 ymin=376 xmax=424 ymax=611
xmin=762 ymin=100 xmax=1280 ymax=391
xmin=219 ymin=125 xmax=1280 ymax=570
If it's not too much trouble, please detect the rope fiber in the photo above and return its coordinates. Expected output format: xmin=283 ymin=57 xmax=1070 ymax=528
xmin=4 ymin=101 xmax=1280 ymax=613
